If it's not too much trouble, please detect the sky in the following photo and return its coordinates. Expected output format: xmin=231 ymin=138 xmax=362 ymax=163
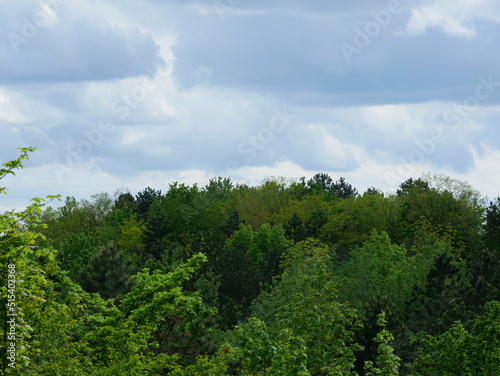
xmin=1 ymin=0 xmax=500 ymax=211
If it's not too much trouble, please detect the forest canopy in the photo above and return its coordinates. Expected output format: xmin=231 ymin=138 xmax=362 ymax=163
xmin=1 ymin=148 xmax=499 ymax=375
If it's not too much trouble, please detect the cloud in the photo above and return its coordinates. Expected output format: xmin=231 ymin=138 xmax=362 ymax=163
xmin=402 ymin=0 xmax=500 ymax=38
xmin=167 ymin=0 xmax=500 ymax=106
xmin=1 ymin=0 xmax=499 ymax=211
xmin=0 ymin=90 xmax=26 ymax=122
xmin=0 ymin=0 xmax=164 ymax=84
xmin=404 ymin=7 xmax=475 ymax=38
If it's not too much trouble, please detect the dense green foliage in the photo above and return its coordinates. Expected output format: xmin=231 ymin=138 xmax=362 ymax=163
xmin=1 ymin=149 xmax=499 ymax=375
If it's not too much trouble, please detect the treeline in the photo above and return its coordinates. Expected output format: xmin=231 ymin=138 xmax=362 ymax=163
xmin=1 ymin=148 xmax=499 ymax=375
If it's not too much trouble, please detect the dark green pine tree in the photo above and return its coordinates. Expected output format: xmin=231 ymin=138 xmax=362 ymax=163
xmin=135 ymin=186 xmax=162 ymax=220
xmin=332 ymin=176 xmax=358 ymax=198
xmin=485 ymin=197 xmax=500 ymax=250
xmin=284 ymin=212 xmax=306 ymax=243
xmin=396 ymin=177 xmax=430 ymax=197
xmin=80 ymin=241 xmax=136 ymax=300
xmin=304 ymin=208 xmax=328 ymax=238
xmin=114 ymin=191 xmax=136 ymax=211
xmin=307 ymin=172 xmax=334 ymax=193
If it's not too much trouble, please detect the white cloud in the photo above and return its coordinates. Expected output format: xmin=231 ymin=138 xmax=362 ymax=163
xmin=0 ymin=0 xmax=164 ymax=84
xmin=402 ymin=0 xmax=500 ymax=38
xmin=404 ymin=6 xmax=476 ymax=38
xmin=1 ymin=0 xmax=500 ymax=210
xmin=463 ymin=146 xmax=500 ymax=201
xmin=121 ymin=129 xmax=148 ymax=145
xmin=0 ymin=91 xmax=26 ymax=122
xmin=223 ymin=161 xmax=311 ymax=186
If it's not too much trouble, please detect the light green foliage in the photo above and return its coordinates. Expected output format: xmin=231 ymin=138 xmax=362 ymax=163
xmin=470 ymin=300 xmax=500 ymax=374
xmin=246 ymin=240 xmax=362 ymax=375
xmin=18 ymin=278 xmax=95 ymax=375
xmin=0 ymin=147 xmax=36 ymax=195
xmin=251 ymin=239 xmax=333 ymax=322
xmin=1 ymin=151 xmax=222 ymax=374
xmin=274 ymin=257 xmax=361 ymax=374
xmin=365 ymin=313 xmax=401 ymax=376
xmin=122 ymin=252 xmax=209 ymax=327
xmin=335 ymin=231 xmax=408 ymax=317
xmin=415 ymin=301 xmax=500 ymax=376
xmin=335 ymin=231 xmax=447 ymax=319
xmin=228 ymin=223 xmax=289 ymax=264
xmin=416 ymin=321 xmax=473 ymax=375
xmin=235 ymin=317 xmax=310 ymax=375
xmin=0 ymin=148 xmax=62 ymax=374
xmin=121 ymin=253 xmax=217 ymax=364
xmin=23 ymin=252 xmax=219 ymax=375
xmin=118 ymin=216 xmax=146 ymax=254
xmin=169 ymin=354 xmax=230 ymax=376
xmin=3 ymin=149 xmax=500 ymax=375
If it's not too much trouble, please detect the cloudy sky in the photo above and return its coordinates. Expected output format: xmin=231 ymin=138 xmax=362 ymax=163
xmin=1 ymin=0 xmax=500 ymax=211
